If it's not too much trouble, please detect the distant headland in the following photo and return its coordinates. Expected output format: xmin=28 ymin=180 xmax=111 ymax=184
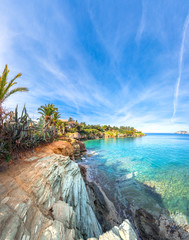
xmin=176 ymin=131 xmax=189 ymax=134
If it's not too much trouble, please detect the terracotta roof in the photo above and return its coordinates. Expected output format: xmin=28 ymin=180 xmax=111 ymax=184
xmin=60 ymin=119 xmax=69 ymax=122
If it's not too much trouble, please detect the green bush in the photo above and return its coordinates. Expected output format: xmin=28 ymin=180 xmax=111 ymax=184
xmin=0 ymin=106 xmax=56 ymax=162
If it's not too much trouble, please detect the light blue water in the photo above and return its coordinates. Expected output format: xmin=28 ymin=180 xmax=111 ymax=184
xmin=83 ymin=134 xmax=189 ymax=224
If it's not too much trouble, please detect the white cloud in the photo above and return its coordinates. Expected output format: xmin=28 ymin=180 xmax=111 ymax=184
xmin=172 ymin=15 xmax=189 ymax=120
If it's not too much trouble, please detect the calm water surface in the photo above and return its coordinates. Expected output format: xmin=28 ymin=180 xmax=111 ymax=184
xmin=82 ymin=134 xmax=189 ymax=224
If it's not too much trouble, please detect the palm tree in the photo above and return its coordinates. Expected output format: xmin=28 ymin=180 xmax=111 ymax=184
xmin=51 ymin=112 xmax=61 ymax=126
xmin=0 ymin=65 xmax=28 ymax=107
xmin=0 ymin=65 xmax=28 ymax=133
xmin=38 ymin=104 xmax=58 ymax=127
xmin=61 ymin=121 xmax=68 ymax=135
xmin=56 ymin=120 xmax=63 ymax=133
xmin=55 ymin=120 xmax=67 ymax=135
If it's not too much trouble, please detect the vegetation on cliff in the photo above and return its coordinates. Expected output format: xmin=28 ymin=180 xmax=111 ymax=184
xmin=66 ymin=122 xmax=145 ymax=139
xmin=0 ymin=66 xmax=144 ymax=162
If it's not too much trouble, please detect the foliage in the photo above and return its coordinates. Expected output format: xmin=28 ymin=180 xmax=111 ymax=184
xmin=38 ymin=104 xmax=58 ymax=125
xmin=66 ymin=121 xmax=144 ymax=139
xmin=0 ymin=106 xmax=56 ymax=162
xmin=56 ymin=120 xmax=67 ymax=135
xmin=0 ymin=65 xmax=28 ymax=105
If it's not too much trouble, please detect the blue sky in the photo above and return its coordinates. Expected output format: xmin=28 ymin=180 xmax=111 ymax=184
xmin=1 ymin=0 xmax=189 ymax=132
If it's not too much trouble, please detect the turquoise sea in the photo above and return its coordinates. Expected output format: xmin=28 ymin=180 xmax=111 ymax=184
xmin=82 ymin=134 xmax=189 ymax=225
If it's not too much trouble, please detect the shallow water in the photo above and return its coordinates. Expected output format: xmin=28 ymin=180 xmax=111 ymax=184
xmin=82 ymin=134 xmax=189 ymax=224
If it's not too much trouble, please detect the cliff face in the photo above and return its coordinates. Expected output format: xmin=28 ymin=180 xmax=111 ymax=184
xmin=0 ymin=153 xmax=137 ymax=240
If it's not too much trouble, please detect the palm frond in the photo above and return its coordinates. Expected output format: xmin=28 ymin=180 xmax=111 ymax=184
xmin=4 ymin=87 xmax=29 ymax=101
xmin=0 ymin=65 xmax=9 ymax=94
xmin=0 ymin=65 xmax=28 ymax=103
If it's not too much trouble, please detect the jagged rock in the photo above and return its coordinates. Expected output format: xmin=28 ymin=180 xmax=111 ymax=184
xmin=52 ymin=201 xmax=75 ymax=229
xmin=50 ymin=141 xmax=74 ymax=160
xmin=0 ymin=150 xmax=139 ymax=240
xmin=69 ymin=139 xmax=86 ymax=158
xmin=86 ymin=181 xmax=120 ymax=232
xmin=90 ymin=219 xmax=137 ymax=240
xmin=34 ymin=139 xmax=87 ymax=161
xmin=0 ymin=154 xmax=102 ymax=240
xmin=69 ymin=132 xmax=82 ymax=140
xmin=71 ymin=142 xmax=81 ymax=159
xmin=134 ymin=208 xmax=189 ymax=240
xmin=78 ymin=141 xmax=87 ymax=152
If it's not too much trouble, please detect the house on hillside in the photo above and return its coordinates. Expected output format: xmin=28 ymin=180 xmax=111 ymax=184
xmin=60 ymin=119 xmax=77 ymax=128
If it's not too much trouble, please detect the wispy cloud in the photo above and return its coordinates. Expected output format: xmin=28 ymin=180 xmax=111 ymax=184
xmin=172 ymin=14 xmax=189 ymax=120
xmin=1 ymin=1 xmax=189 ymax=132
xmin=136 ymin=0 xmax=145 ymax=43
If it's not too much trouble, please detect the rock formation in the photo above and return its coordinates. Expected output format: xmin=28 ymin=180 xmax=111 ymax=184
xmin=0 ymin=152 xmax=137 ymax=240
xmin=35 ymin=139 xmax=86 ymax=161
xmin=90 ymin=219 xmax=137 ymax=240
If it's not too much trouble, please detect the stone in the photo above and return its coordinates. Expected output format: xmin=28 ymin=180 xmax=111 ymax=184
xmin=96 ymin=220 xmax=137 ymax=240
xmin=50 ymin=141 xmax=74 ymax=160
xmin=71 ymin=141 xmax=81 ymax=159
xmin=0 ymin=154 xmax=102 ymax=240
xmin=52 ymin=200 xmax=75 ymax=229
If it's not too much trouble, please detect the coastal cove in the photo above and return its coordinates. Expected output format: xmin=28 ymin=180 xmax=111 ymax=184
xmin=0 ymin=136 xmax=189 ymax=239
xmin=80 ymin=134 xmax=189 ymax=227
xmin=1 ymin=1 xmax=189 ymax=239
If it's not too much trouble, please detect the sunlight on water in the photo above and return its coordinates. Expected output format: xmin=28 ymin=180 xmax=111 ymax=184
xmin=83 ymin=134 xmax=189 ymax=224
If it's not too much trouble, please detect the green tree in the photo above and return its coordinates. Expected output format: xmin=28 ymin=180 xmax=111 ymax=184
xmin=51 ymin=111 xmax=61 ymax=126
xmin=38 ymin=104 xmax=58 ymax=127
xmin=68 ymin=117 xmax=74 ymax=122
xmin=61 ymin=122 xmax=68 ymax=135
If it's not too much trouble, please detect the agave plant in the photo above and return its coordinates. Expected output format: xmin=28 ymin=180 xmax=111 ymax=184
xmin=0 ymin=105 xmax=56 ymax=161
xmin=5 ymin=105 xmax=33 ymax=144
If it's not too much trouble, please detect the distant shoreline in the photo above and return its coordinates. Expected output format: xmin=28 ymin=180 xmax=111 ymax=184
xmin=175 ymin=131 xmax=189 ymax=134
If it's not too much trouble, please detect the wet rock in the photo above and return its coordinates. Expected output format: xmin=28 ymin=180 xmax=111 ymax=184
xmin=78 ymin=141 xmax=87 ymax=152
xmin=79 ymin=164 xmax=87 ymax=182
xmin=134 ymin=208 xmax=160 ymax=240
xmin=86 ymin=180 xmax=121 ymax=232
xmin=116 ymin=172 xmax=138 ymax=182
xmin=133 ymin=208 xmax=189 ymax=240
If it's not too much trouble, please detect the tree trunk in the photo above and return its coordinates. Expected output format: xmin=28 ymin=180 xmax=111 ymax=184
xmin=0 ymin=103 xmax=3 ymax=137
xmin=63 ymin=127 xmax=65 ymax=135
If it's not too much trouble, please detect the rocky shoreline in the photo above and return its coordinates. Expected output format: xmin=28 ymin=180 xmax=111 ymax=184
xmin=0 ymin=140 xmax=138 ymax=240
xmin=0 ymin=139 xmax=188 ymax=240
xmin=79 ymin=154 xmax=189 ymax=240
xmin=68 ymin=132 xmax=146 ymax=141
xmin=79 ymin=166 xmax=189 ymax=240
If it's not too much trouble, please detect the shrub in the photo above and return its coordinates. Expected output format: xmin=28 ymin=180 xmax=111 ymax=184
xmin=0 ymin=106 xmax=56 ymax=162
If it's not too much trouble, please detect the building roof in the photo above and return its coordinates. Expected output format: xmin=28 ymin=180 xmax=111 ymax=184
xmin=60 ymin=119 xmax=76 ymax=124
xmin=60 ymin=119 xmax=69 ymax=122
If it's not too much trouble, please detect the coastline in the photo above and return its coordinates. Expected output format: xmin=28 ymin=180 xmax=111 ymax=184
xmin=0 ymin=139 xmax=138 ymax=240
xmin=83 ymin=163 xmax=189 ymax=239
xmin=79 ymin=139 xmax=189 ymax=239
xmin=70 ymin=132 xmax=146 ymax=141
xmin=0 ymin=139 xmax=188 ymax=239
